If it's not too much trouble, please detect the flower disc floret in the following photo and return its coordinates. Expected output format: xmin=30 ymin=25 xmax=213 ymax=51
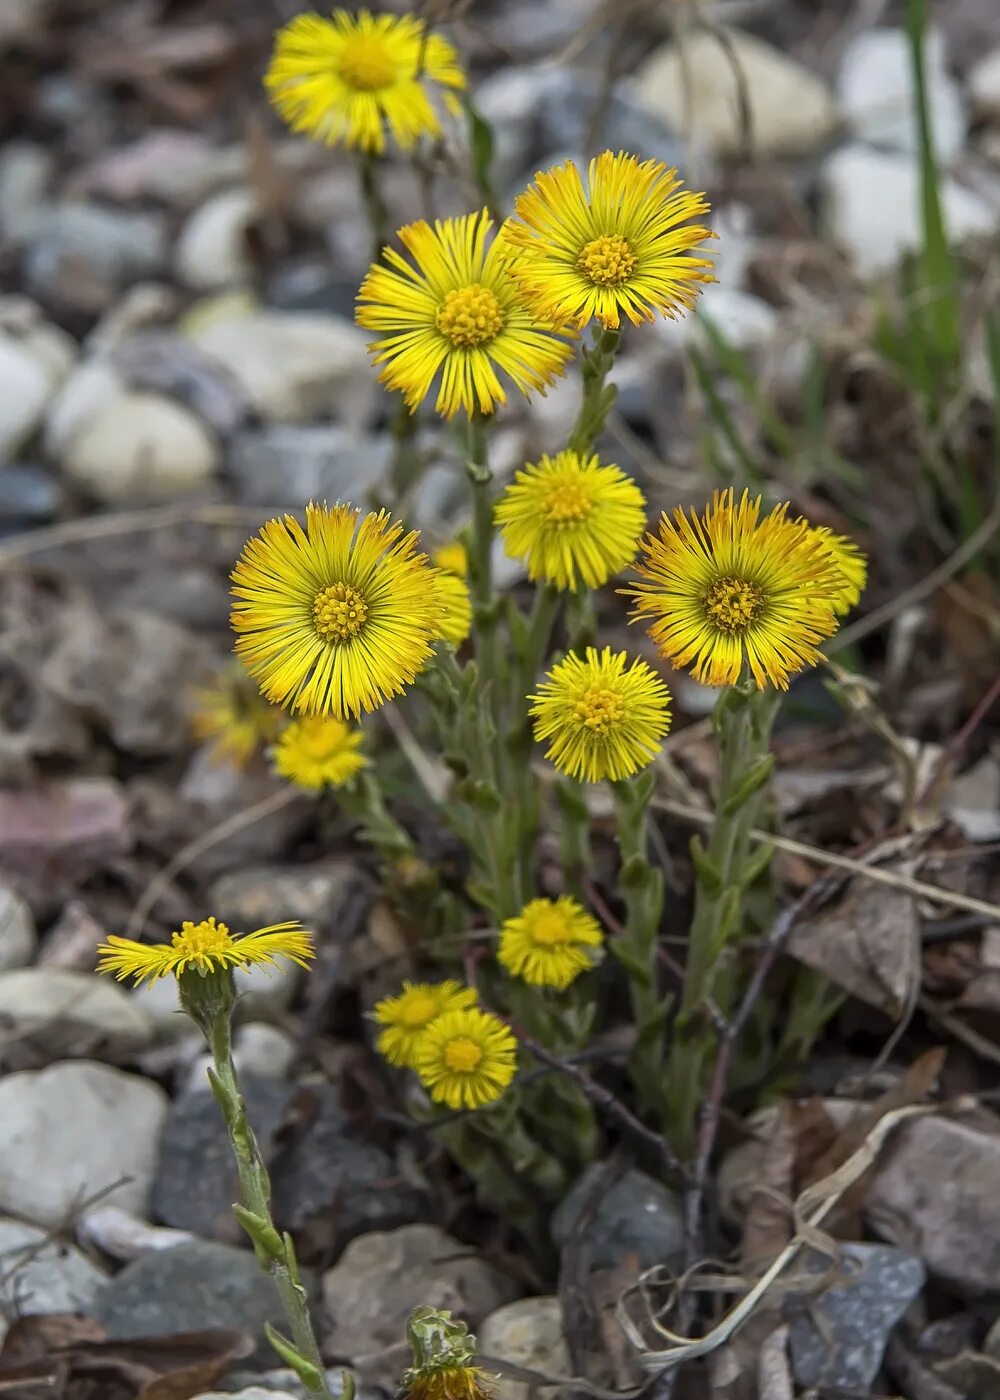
xmin=356 ymin=210 xmax=575 ymax=420
xmin=530 ymin=646 xmax=672 ymax=783
xmin=501 ymin=150 xmax=715 ymax=330
xmin=273 ymin=715 xmax=366 ymax=791
xmin=374 ymin=979 xmax=478 ymax=1069
xmin=495 ymin=450 xmax=646 ymax=592
xmin=264 ymin=9 xmax=466 ymax=154
xmin=414 ymin=1007 xmax=517 ymax=1110
xmin=96 ymin=917 xmax=314 ymax=987
xmin=499 ymin=896 xmax=603 ymax=989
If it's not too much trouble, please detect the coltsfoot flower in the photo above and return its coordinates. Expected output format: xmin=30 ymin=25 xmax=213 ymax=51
xmin=501 ymin=150 xmax=715 ymax=331
xmin=264 ymin=9 xmax=466 ymax=154
xmin=494 ymin=449 xmax=646 ymax=591
xmin=432 ymin=540 xmax=468 ymax=578
xmin=626 ymin=488 xmax=847 ymax=691
xmin=96 ymin=917 xmax=314 ymax=987
xmin=499 ymin=896 xmax=603 ymax=989
xmin=431 ymin=568 xmax=473 ymax=647
xmin=231 ymin=503 xmax=441 ymax=720
xmin=415 ymin=1006 xmax=517 ymax=1110
xmin=374 ymin=979 xmax=478 ymax=1069
xmin=356 ymin=210 xmax=575 ymax=420
xmin=191 ymin=664 xmax=284 ymax=769
xmin=530 ymin=646 xmax=672 ymax=783
xmin=273 ymin=715 xmax=366 ymax=790
xmin=811 ymin=526 xmax=868 ymax=616
xmin=403 ymin=1307 xmax=494 ymax=1400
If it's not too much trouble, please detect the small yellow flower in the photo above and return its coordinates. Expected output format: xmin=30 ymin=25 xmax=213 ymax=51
xmin=501 ymin=150 xmax=715 ymax=331
xmin=495 ymin=450 xmax=646 ymax=592
xmin=191 ymin=664 xmax=284 ymax=769
xmin=530 ymin=646 xmax=671 ymax=783
xmin=264 ymin=8 xmax=466 ymax=154
xmin=625 ymin=489 xmax=845 ymax=691
xmin=499 ymin=896 xmax=603 ymax=989
xmin=231 ymin=503 xmax=441 ymax=720
xmin=431 ymin=569 xmax=473 ymax=647
xmin=374 ymin=979 xmax=477 ymax=1069
xmin=273 ymin=715 xmax=366 ymax=791
xmin=96 ymin=917 xmax=314 ymax=987
xmin=415 ymin=1007 xmax=517 ymax=1110
xmin=433 ymin=541 xmax=468 ymax=578
xmin=811 ymin=526 xmax=867 ymax=616
xmin=356 ymin=210 xmax=575 ymax=420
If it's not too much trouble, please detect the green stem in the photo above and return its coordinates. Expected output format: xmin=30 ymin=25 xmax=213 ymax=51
xmin=358 ymin=151 xmax=389 ymax=262
xmin=507 ymin=583 xmax=561 ymax=903
xmin=465 ymin=412 xmax=501 ymax=712
xmin=556 ymin=778 xmax=591 ymax=896
xmin=566 ymin=325 xmax=622 ymax=457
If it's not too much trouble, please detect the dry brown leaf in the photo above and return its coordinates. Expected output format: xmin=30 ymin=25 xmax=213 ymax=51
xmin=741 ymin=1100 xmax=796 ymax=1273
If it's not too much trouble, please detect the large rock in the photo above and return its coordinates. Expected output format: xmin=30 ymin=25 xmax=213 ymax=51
xmin=0 ymin=297 xmax=76 ymax=463
xmin=551 ymin=1165 xmax=684 ymax=1272
xmin=323 ymin=1225 xmax=520 ymax=1378
xmin=0 ymin=1060 xmax=167 ymax=1227
xmin=478 ymin=1297 xmax=569 ymax=1400
xmin=838 ymin=27 xmax=966 ymax=161
xmin=0 ymin=967 xmax=154 ymax=1065
xmin=175 ymin=187 xmax=260 ymax=291
xmin=633 ymin=29 xmax=839 ymax=159
xmin=0 ymin=1217 xmax=108 ymax=1323
xmin=25 ymin=201 xmax=167 ymax=315
xmin=0 ymin=883 xmax=37 ymax=970
xmin=230 ymin=426 xmax=392 ymax=508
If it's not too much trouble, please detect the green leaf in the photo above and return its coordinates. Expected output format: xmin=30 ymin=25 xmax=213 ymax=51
xmin=263 ymin=1324 xmax=324 ymax=1390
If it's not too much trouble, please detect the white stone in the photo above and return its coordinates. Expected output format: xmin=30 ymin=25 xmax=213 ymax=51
xmin=0 ymin=967 xmax=154 ymax=1060
xmin=0 ymin=1217 xmax=107 ymax=1317
xmin=45 ymin=357 xmax=125 ymax=457
xmin=61 ymin=390 xmax=220 ymax=503
xmin=0 ymin=1061 xmax=168 ymax=1227
xmin=0 ymin=885 xmax=36 ymax=971
xmin=175 ymin=187 xmax=259 ymax=291
xmin=970 ymin=47 xmax=1000 ymax=119
xmin=0 ymin=299 xmax=76 ymax=463
xmin=655 ymin=284 xmax=778 ymax=356
xmin=838 ymin=27 xmax=966 ymax=162
xmin=233 ymin=1022 xmax=296 ymax=1078
xmin=822 ymin=144 xmax=997 ymax=276
xmin=188 ymin=309 xmax=377 ymax=430
xmin=0 ymin=143 xmax=53 ymax=247
xmin=632 ymin=29 xmax=839 ymax=158
xmin=195 ymin=1390 xmax=298 ymax=1400
xmin=479 ymin=1297 xmax=570 ymax=1400
xmin=77 ymin=1204 xmax=195 ymax=1262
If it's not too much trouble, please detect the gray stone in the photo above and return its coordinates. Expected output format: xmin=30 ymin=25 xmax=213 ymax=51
xmin=551 ymin=1165 xmax=684 ymax=1272
xmin=151 ymin=1078 xmax=294 ymax=1239
xmin=838 ymin=26 xmax=966 ymax=161
xmin=478 ymin=1297 xmax=568 ymax=1400
xmin=0 ymin=1217 xmax=107 ymax=1318
xmin=0 ymin=142 xmax=53 ymax=247
xmin=230 ymin=426 xmax=392 ymax=508
xmin=970 ymin=47 xmax=1000 ymax=119
xmin=0 ymin=465 xmax=63 ymax=532
xmin=539 ymin=73 xmax=683 ymax=170
xmin=0 ymin=967 xmax=154 ymax=1066
xmin=0 ymin=299 xmax=76 ymax=464
xmin=210 ymin=860 xmax=359 ymax=942
xmin=175 ymin=187 xmax=260 ymax=291
xmin=26 ymin=202 xmax=167 ymax=314
xmin=202 ymin=1371 xmax=355 ymax=1400
xmin=785 ymin=1243 xmax=924 ymax=1392
xmin=0 ymin=1061 xmax=167 ymax=1227
xmin=0 ymin=883 xmax=37 ymax=971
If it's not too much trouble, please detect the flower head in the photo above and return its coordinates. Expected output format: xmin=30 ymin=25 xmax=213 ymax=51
xmin=356 ymin=210 xmax=574 ymax=420
xmin=403 ymin=1308 xmax=494 ymax=1400
xmin=626 ymin=489 xmax=845 ymax=691
xmin=811 ymin=526 xmax=867 ymax=616
xmin=191 ymin=664 xmax=284 ymax=768
xmin=495 ymin=450 xmax=646 ymax=592
xmin=264 ymin=9 xmax=466 ymax=154
xmin=501 ymin=150 xmax=715 ymax=331
xmin=415 ymin=1006 xmax=517 ymax=1110
xmin=96 ymin=917 xmax=314 ymax=988
xmin=433 ymin=541 xmax=468 ymax=578
xmin=273 ymin=715 xmax=366 ymax=791
xmin=374 ymin=979 xmax=478 ymax=1068
xmin=431 ymin=568 xmax=473 ymax=647
xmin=231 ymin=503 xmax=441 ymax=720
xmin=499 ymin=896 xmax=603 ymax=989
xmin=530 ymin=646 xmax=671 ymax=783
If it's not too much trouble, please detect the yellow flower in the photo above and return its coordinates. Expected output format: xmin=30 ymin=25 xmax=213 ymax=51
xmin=495 ymin=449 xmax=646 ymax=591
xmin=530 ymin=646 xmax=671 ymax=783
xmin=405 ymin=1367 xmax=494 ymax=1400
xmin=811 ymin=526 xmax=867 ymax=616
xmin=626 ymin=489 xmax=845 ymax=691
xmin=374 ymin=979 xmax=478 ymax=1069
xmin=355 ymin=210 xmax=575 ymax=420
xmin=433 ymin=541 xmax=468 ymax=578
xmin=96 ymin=917 xmax=314 ymax=987
xmin=499 ymin=896 xmax=603 ymax=989
xmin=273 ymin=715 xmax=366 ymax=791
xmin=415 ymin=1007 xmax=517 ymax=1110
xmin=501 ymin=150 xmax=715 ymax=331
xmin=431 ymin=569 xmax=473 ymax=647
xmin=191 ymin=665 xmax=284 ymax=769
xmin=231 ymin=503 xmax=441 ymax=720
xmin=264 ymin=8 xmax=466 ymax=155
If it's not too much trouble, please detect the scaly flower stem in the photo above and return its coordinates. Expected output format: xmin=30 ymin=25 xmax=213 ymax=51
xmin=507 ymin=582 xmax=561 ymax=900
xmin=204 ymin=1006 xmax=340 ymax=1399
xmin=465 ymin=412 xmax=501 ymax=717
xmin=556 ymin=777 xmax=591 ymax=895
xmin=358 ymin=150 xmax=389 ymax=261
xmin=566 ymin=325 xmax=621 ymax=456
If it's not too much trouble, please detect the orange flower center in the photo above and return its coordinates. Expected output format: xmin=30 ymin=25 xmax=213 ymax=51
xmin=577 ymin=234 xmax=636 ymax=287
xmin=704 ymin=576 xmax=764 ymax=632
xmin=313 ymin=582 xmax=369 ymax=642
xmin=338 ymin=37 xmax=397 ymax=91
xmin=443 ymin=1036 xmax=484 ymax=1073
xmin=574 ymin=685 xmax=624 ymax=734
xmin=436 ymin=284 xmax=505 ymax=348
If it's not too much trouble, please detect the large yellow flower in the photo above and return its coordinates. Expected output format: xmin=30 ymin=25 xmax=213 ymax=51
xmin=811 ymin=526 xmax=867 ymax=616
xmin=273 ymin=715 xmax=366 ymax=791
xmin=264 ymin=9 xmax=466 ymax=154
xmin=415 ymin=1007 xmax=517 ymax=1110
xmin=495 ymin=449 xmax=646 ymax=591
xmin=355 ymin=210 xmax=575 ymax=420
xmin=374 ymin=979 xmax=478 ymax=1069
xmin=530 ymin=646 xmax=672 ymax=783
xmin=501 ymin=150 xmax=715 ymax=331
xmin=231 ymin=503 xmax=441 ymax=720
xmin=626 ymin=489 xmax=846 ymax=691
xmin=499 ymin=896 xmax=603 ymax=989
xmin=96 ymin=917 xmax=314 ymax=987
xmin=191 ymin=664 xmax=284 ymax=769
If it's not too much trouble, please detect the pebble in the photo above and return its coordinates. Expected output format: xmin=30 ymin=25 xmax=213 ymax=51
xmin=45 ymin=357 xmax=125 ymax=459
xmin=651 ymin=285 xmax=779 ymax=356
xmin=0 ymin=142 xmax=53 ymax=247
xmin=821 ymin=144 xmax=997 ymax=276
xmin=838 ymin=26 xmax=966 ymax=162
xmin=323 ymin=1224 xmax=520 ymax=1377
xmin=0 ymin=778 xmax=131 ymax=899
xmin=551 ymin=1164 xmax=684 ymax=1272
xmin=785 ymin=1243 xmax=925 ymax=1392
xmin=77 ymin=1204 xmax=195 ymax=1262
xmin=25 ymin=201 xmax=167 ymax=315
xmin=0 ymin=298 xmax=76 ymax=464
xmin=970 ymin=46 xmax=1000 ymax=119
xmin=478 ymin=1297 xmax=569 ymax=1400
xmin=0 ymin=1217 xmax=108 ymax=1320
xmin=198 ymin=1374 xmax=354 ymax=1400
xmin=183 ymin=1022 xmax=298 ymax=1096
xmin=633 ymin=29 xmax=839 ymax=159
xmin=0 ymin=884 xmax=37 ymax=971
xmin=230 ymin=426 xmax=393 ymax=508
xmin=0 ymin=464 xmax=63 ymax=533
xmin=175 ymin=187 xmax=260 ymax=291
xmin=210 ymin=860 xmax=359 ymax=945
xmin=0 ymin=1060 xmax=167 ymax=1227
xmin=0 ymin=967 xmax=154 ymax=1065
